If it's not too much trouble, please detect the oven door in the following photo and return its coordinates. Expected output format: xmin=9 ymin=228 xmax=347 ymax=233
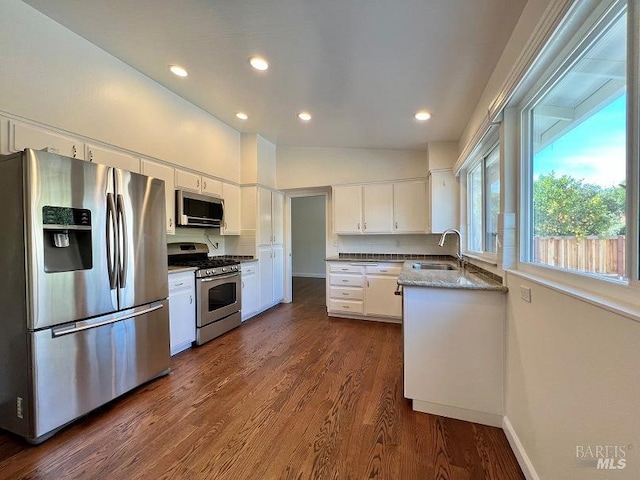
xmin=196 ymin=272 xmax=241 ymax=327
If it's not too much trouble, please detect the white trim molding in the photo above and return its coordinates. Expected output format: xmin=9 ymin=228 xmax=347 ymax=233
xmin=503 ymin=416 xmax=540 ymax=480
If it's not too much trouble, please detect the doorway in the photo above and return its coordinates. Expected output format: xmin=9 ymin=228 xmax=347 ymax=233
xmin=290 ymin=195 xmax=326 ymax=306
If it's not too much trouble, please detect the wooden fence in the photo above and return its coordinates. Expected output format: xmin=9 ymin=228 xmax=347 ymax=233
xmin=533 ymin=235 xmax=626 ymax=278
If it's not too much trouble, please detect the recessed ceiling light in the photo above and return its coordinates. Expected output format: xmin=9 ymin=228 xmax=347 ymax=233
xmin=249 ymin=56 xmax=269 ymax=71
xmin=414 ymin=111 xmax=431 ymax=121
xmin=169 ymin=65 xmax=188 ymax=77
xmin=298 ymin=111 xmax=312 ymax=122
xmin=236 ymin=112 xmax=249 ymax=120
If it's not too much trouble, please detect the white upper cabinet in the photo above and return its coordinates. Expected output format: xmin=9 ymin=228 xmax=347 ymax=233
xmin=333 ymin=180 xmax=429 ymax=235
xmin=7 ymin=119 xmax=84 ymax=160
xmin=362 ymin=183 xmax=393 ymax=233
xmin=429 ymin=169 xmax=458 ymax=233
xmin=175 ymin=168 xmax=222 ymax=197
xmin=141 ymin=159 xmax=175 ymax=235
xmin=85 ymin=143 xmax=140 ymax=173
xmin=257 ymin=186 xmax=273 ymax=245
xmin=393 ymin=180 xmax=428 ymax=233
xmin=333 ymin=185 xmax=362 ymax=234
xmin=221 ymin=183 xmax=240 ymax=235
xmin=272 ymin=191 xmax=284 ymax=245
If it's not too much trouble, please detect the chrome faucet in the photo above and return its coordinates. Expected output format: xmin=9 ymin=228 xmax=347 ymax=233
xmin=438 ymin=228 xmax=463 ymax=266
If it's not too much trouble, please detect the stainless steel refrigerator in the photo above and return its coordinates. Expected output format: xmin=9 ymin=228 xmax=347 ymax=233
xmin=0 ymin=148 xmax=170 ymax=444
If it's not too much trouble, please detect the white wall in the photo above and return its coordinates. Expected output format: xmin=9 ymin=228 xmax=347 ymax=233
xmin=276 ymin=146 xmax=427 ymax=190
xmin=505 ymin=273 xmax=640 ymax=480
xmin=291 ymin=196 xmax=326 ymax=277
xmin=0 ymin=1 xmax=240 ymax=182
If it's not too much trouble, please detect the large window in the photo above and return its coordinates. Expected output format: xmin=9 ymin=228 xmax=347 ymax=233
xmin=467 ymin=144 xmax=500 ymax=255
xmin=526 ymin=6 xmax=627 ymax=280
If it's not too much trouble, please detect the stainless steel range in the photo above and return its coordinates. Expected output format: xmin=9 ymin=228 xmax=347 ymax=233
xmin=168 ymin=243 xmax=241 ymax=345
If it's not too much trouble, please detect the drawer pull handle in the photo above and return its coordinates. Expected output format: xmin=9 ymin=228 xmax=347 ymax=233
xmin=380 ymin=269 xmax=387 ymax=272
xmin=342 ymin=279 xmax=349 ymax=283
xmin=342 ymin=305 xmax=350 ymax=309
xmin=174 ymin=282 xmax=184 ymax=286
xmin=341 ymin=268 xmax=349 ymax=271
xmin=342 ymin=292 xmax=349 ymax=296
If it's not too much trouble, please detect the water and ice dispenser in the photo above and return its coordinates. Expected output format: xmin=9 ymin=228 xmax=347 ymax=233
xmin=42 ymin=206 xmax=93 ymax=272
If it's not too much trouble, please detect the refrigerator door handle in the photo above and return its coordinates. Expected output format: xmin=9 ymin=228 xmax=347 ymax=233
xmin=51 ymin=302 xmax=165 ymax=337
xmin=106 ymin=192 xmax=118 ymax=290
xmin=116 ymin=193 xmax=128 ymax=288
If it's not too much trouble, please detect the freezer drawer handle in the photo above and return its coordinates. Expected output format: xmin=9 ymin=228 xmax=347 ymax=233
xmin=51 ymin=303 xmax=164 ymax=337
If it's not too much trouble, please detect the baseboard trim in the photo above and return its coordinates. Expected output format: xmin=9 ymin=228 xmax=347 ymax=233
xmin=503 ymin=416 xmax=539 ymax=480
xmin=327 ymin=311 xmax=401 ymax=324
xmin=292 ymin=273 xmax=326 ymax=279
xmin=411 ymin=400 xmax=502 ymax=428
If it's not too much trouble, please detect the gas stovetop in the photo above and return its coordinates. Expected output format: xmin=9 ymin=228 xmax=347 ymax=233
xmin=167 ymin=242 xmax=240 ymax=278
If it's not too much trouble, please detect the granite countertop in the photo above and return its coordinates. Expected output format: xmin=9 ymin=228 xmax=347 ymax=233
xmin=168 ymin=265 xmax=197 ymax=274
xmin=397 ymin=260 xmax=507 ymax=292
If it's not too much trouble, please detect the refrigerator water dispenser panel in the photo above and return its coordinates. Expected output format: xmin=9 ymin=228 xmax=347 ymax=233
xmin=43 ymin=206 xmax=93 ymax=272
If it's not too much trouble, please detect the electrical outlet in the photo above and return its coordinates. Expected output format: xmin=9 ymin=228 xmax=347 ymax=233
xmin=520 ymin=286 xmax=531 ymax=303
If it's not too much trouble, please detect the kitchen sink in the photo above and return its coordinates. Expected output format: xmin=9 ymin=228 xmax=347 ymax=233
xmin=412 ymin=262 xmax=456 ymax=271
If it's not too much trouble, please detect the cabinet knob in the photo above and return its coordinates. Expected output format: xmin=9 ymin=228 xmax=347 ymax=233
xmin=395 ymin=222 xmax=398 ymax=229
xmin=203 ymin=181 xmax=207 ymax=189
xmin=88 ymin=150 xmax=94 ymax=162
xmin=363 ymin=223 xmax=367 ymax=230
xmin=189 ymin=295 xmax=193 ymax=304
xmin=197 ymin=179 xmax=200 ymax=188
xmin=169 ymin=218 xmax=173 ymax=228
xmin=357 ymin=222 xmax=360 ymax=230
xmin=72 ymin=145 xmax=77 ymax=158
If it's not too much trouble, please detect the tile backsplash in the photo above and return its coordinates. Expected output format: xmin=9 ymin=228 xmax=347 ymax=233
xmin=337 ymin=234 xmax=457 ymax=256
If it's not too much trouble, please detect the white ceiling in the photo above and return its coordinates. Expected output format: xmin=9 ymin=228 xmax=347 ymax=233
xmin=23 ymin=0 xmax=526 ymax=150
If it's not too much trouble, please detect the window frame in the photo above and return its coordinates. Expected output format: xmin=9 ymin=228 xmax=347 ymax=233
xmin=516 ymin=0 xmax=640 ymax=301
xmin=465 ymin=137 xmax=501 ymax=261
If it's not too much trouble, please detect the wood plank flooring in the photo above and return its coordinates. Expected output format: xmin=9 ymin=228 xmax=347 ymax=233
xmin=292 ymin=276 xmax=326 ymax=306
xmin=0 ymin=303 xmax=524 ymax=480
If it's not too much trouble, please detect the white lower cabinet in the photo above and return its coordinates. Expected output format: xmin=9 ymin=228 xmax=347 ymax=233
xmin=403 ymin=286 xmax=505 ymax=427
xmin=258 ymin=245 xmax=284 ymax=311
xmin=168 ymin=271 xmax=196 ymax=355
xmin=326 ymin=262 xmax=401 ymax=321
xmin=241 ymin=263 xmax=258 ymax=321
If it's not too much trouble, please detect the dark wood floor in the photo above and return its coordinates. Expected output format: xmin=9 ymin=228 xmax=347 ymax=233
xmin=292 ymin=276 xmax=326 ymax=306
xmin=0 ymin=303 xmax=524 ymax=480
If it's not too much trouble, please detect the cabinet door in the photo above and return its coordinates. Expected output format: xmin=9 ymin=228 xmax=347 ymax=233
xmin=272 ymin=191 xmax=284 ymax=245
xmin=362 ymin=184 xmax=393 ymax=233
xmin=272 ymin=245 xmax=284 ymax=302
xmin=241 ymin=270 xmax=258 ymax=321
xmin=201 ymin=176 xmax=223 ymax=197
xmin=175 ymin=169 xmax=201 ymax=193
xmin=221 ymin=183 xmax=241 ymax=235
xmin=394 ymin=180 xmax=428 ymax=233
xmin=10 ymin=120 xmax=83 ymax=160
xmin=333 ymin=185 xmax=362 ymax=234
xmin=141 ymin=159 xmax=176 ymax=234
xmin=168 ymin=285 xmax=195 ymax=355
xmin=257 ymin=187 xmax=273 ymax=245
xmin=365 ymin=275 xmax=402 ymax=318
xmin=429 ymin=170 xmax=458 ymax=233
xmin=257 ymin=246 xmax=274 ymax=309
xmin=86 ymin=144 xmax=140 ymax=173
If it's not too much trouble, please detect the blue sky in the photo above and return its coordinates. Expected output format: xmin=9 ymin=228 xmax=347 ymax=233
xmin=533 ymin=94 xmax=626 ymax=187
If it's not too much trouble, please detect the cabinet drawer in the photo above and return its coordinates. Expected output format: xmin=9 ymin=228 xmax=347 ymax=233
xmin=329 ymin=263 xmax=364 ymax=274
xmin=168 ymin=271 xmax=195 ymax=293
xmin=330 ymin=286 xmax=364 ymax=300
xmin=329 ymin=299 xmax=364 ymax=314
xmin=241 ymin=264 xmax=257 ymax=276
xmin=330 ymin=274 xmax=364 ymax=287
xmin=366 ymin=265 xmax=402 ymax=276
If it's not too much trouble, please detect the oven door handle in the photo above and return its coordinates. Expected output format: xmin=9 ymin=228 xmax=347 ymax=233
xmin=199 ymin=272 xmax=239 ymax=282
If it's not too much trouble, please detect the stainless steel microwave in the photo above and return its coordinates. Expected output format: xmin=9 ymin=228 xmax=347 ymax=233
xmin=176 ymin=190 xmax=224 ymax=227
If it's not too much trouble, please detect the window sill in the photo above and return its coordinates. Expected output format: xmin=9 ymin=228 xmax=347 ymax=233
xmin=506 ymin=269 xmax=640 ymax=324
xmin=463 ymin=252 xmax=499 ymax=267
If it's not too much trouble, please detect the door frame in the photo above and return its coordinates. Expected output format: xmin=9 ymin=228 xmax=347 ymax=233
xmin=283 ymin=188 xmax=332 ymax=303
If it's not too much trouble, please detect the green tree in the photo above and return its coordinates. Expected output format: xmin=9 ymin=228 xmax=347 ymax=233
xmin=533 ymin=172 xmax=624 ymax=237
